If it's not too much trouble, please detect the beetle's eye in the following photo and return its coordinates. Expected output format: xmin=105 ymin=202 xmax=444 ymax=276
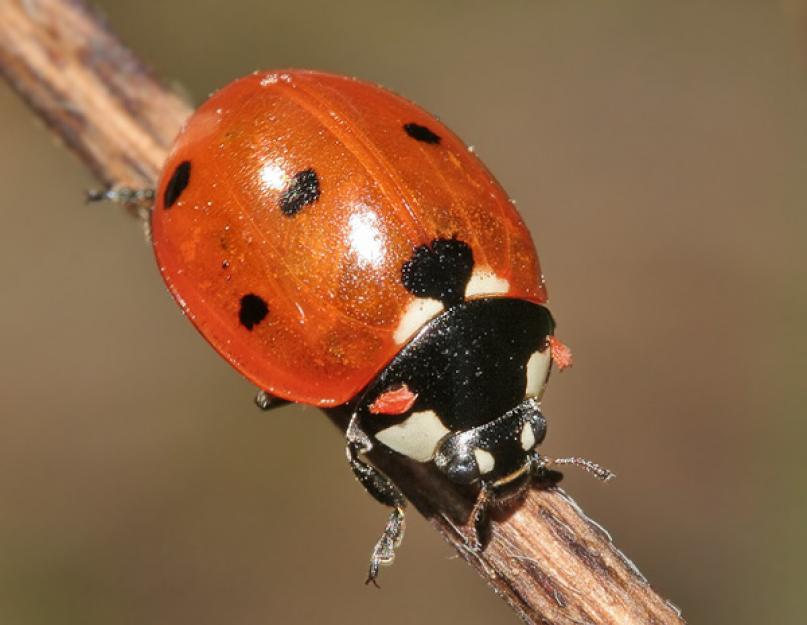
xmin=435 ymin=450 xmax=480 ymax=484
xmin=525 ymin=342 xmax=552 ymax=399
xmin=434 ymin=437 xmax=480 ymax=484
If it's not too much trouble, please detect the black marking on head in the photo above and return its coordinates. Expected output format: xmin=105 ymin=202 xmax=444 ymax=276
xmin=401 ymin=238 xmax=474 ymax=306
xmin=404 ymin=123 xmax=441 ymax=144
xmin=279 ymin=169 xmax=320 ymax=216
xmin=239 ymin=294 xmax=269 ymax=330
xmin=163 ymin=160 xmax=191 ymax=208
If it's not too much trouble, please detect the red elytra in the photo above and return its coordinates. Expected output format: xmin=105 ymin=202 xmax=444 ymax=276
xmin=151 ymin=70 xmax=546 ymax=407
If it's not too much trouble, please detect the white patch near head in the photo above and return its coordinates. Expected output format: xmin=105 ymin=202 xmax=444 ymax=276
xmin=375 ymin=410 xmax=450 ymax=462
xmin=393 ymin=298 xmax=444 ymax=344
xmin=520 ymin=423 xmax=536 ymax=451
xmin=525 ymin=348 xmax=552 ymax=399
xmin=464 ymin=266 xmax=510 ymax=299
xmin=474 ymin=448 xmax=496 ymax=475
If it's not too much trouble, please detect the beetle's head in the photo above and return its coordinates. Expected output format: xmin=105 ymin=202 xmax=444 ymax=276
xmin=432 ymin=396 xmax=548 ymax=496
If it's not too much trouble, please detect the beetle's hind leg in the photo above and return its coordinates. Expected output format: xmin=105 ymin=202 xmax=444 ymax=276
xmin=86 ymin=186 xmax=155 ymax=207
xmin=86 ymin=185 xmax=155 ymax=241
xmin=254 ymin=389 xmax=291 ymax=411
xmin=345 ymin=413 xmax=406 ymax=586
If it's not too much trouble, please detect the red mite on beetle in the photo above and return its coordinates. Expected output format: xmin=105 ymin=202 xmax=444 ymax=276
xmin=108 ymin=70 xmax=613 ymax=584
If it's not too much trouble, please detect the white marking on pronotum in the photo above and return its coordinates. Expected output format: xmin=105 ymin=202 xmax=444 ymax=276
xmin=525 ymin=348 xmax=551 ymax=398
xmin=375 ymin=410 xmax=450 ymax=462
xmin=464 ymin=266 xmax=510 ymax=298
xmin=393 ymin=297 xmax=444 ymax=344
xmin=520 ymin=422 xmax=536 ymax=451
xmin=474 ymin=448 xmax=496 ymax=474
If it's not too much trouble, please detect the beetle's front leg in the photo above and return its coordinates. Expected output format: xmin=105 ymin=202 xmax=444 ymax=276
xmin=345 ymin=413 xmax=407 ymax=586
xmin=466 ymin=481 xmax=492 ymax=551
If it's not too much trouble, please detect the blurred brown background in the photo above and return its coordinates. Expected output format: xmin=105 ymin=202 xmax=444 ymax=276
xmin=2 ymin=1 xmax=806 ymax=624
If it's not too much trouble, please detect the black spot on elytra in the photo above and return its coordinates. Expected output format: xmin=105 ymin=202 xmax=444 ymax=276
xmin=401 ymin=238 xmax=474 ymax=306
xmin=163 ymin=160 xmax=191 ymax=208
xmin=239 ymin=294 xmax=269 ymax=330
xmin=279 ymin=169 xmax=320 ymax=216
xmin=403 ymin=123 xmax=441 ymax=144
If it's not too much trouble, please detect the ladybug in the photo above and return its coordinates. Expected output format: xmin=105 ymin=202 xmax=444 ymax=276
xmin=150 ymin=70 xmax=611 ymax=583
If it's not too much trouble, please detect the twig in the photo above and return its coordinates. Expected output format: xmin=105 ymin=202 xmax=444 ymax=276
xmin=0 ymin=1 xmax=685 ymax=623
xmin=0 ymin=0 xmax=187 ymax=186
